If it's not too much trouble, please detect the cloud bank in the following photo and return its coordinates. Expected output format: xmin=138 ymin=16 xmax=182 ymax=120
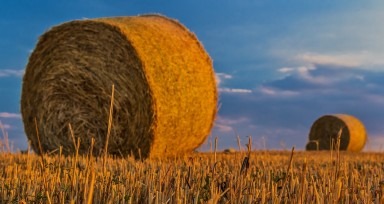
xmin=0 ymin=112 xmax=21 ymax=119
xmin=0 ymin=69 xmax=24 ymax=77
xmin=210 ymin=61 xmax=384 ymax=150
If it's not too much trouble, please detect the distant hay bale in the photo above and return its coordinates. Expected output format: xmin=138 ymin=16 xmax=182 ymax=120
xmin=21 ymin=14 xmax=217 ymax=159
xmin=306 ymin=114 xmax=367 ymax=152
xmin=223 ymin=148 xmax=236 ymax=154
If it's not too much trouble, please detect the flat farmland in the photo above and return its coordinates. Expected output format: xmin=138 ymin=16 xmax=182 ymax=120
xmin=0 ymin=150 xmax=383 ymax=203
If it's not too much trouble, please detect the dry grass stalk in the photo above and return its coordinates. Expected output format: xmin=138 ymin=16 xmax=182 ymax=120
xmin=240 ymin=137 xmax=252 ymax=176
xmin=87 ymin=171 xmax=96 ymax=204
xmin=214 ymin=136 xmax=218 ymax=163
xmin=298 ymin=158 xmax=307 ymax=204
xmin=104 ymin=84 xmax=114 ymax=157
xmin=278 ymin=147 xmax=295 ymax=203
xmin=21 ymin=14 xmax=217 ymax=159
xmin=103 ymin=84 xmax=114 ymax=173
xmin=234 ymin=129 xmax=242 ymax=152
xmin=0 ymin=121 xmax=10 ymax=152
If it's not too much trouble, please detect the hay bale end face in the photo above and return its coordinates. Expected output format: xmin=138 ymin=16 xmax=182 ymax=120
xmin=306 ymin=114 xmax=367 ymax=152
xmin=21 ymin=15 xmax=217 ymax=159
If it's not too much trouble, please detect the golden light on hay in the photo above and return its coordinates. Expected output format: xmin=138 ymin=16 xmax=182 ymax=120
xmin=306 ymin=114 xmax=367 ymax=152
xmin=21 ymin=14 xmax=217 ymax=159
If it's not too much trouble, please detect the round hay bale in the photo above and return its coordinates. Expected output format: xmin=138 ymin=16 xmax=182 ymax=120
xmin=21 ymin=14 xmax=217 ymax=159
xmin=306 ymin=114 xmax=367 ymax=152
xmin=223 ymin=148 xmax=236 ymax=154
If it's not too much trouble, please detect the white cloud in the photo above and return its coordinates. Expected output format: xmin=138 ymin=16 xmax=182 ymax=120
xmin=278 ymin=67 xmax=295 ymax=73
xmin=215 ymin=124 xmax=233 ymax=132
xmin=259 ymin=86 xmax=299 ymax=97
xmin=297 ymin=66 xmax=334 ymax=85
xmin=276 ymin=64 xmax=365 ymax=86
xmin=216 ymin=116 xmax=248 ymax=125
xmin=260 ymin=86 xmax=276 ymax=95
xmin=216 ymin=73 xmax=252 ymax=93
xmin=296 ymin=52 xmax=364 ymax=68
xmin=219 ymin=88 xmax=252 ymax=93
xmin=214 ymin=116 xmax=249 ymax=133
xmin=215 ymin=72 xmax=233 ymax=86
xmin=0 ymin=69 xmax=24 ymax=77
xmin=285 ymin=65 xmax=334 ymax=85
xmin=278 ymin=66 xmax=316 ymax=75
xmin=294 ymin=52 xmax=384 ymax=70
xmin=0 ymin=112 xmax=21 ymax=119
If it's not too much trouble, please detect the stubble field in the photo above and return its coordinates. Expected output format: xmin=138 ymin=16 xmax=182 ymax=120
xmin=0 ymin=147 xmax=383 ymax=204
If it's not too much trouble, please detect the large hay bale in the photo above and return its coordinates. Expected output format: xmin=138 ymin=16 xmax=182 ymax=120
xmin=306 ymin=114 xmax=367 ymax=152
xmin=21 ymin=14 xmax=217 ymax=159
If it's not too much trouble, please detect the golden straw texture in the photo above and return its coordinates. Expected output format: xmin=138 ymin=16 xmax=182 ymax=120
xmin=306 ymin=114 xmax=367 ymax=152
xmin=21 ymin=14 xmax=217 ymax=159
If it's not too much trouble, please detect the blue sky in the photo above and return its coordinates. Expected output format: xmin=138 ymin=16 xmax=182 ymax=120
xmin=1 ymin=1 xmax=384 ymax=151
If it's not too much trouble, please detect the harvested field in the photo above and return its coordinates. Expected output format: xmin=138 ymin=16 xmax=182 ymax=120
xmin=0 ymin=150 xmax=383 ymax=203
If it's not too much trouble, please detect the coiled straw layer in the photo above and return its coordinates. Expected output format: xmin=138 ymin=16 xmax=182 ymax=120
xmin=306 ymin=114 xmax=366 ymax=152
xmin=21 ymin=15 xmax=217 ymax=159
